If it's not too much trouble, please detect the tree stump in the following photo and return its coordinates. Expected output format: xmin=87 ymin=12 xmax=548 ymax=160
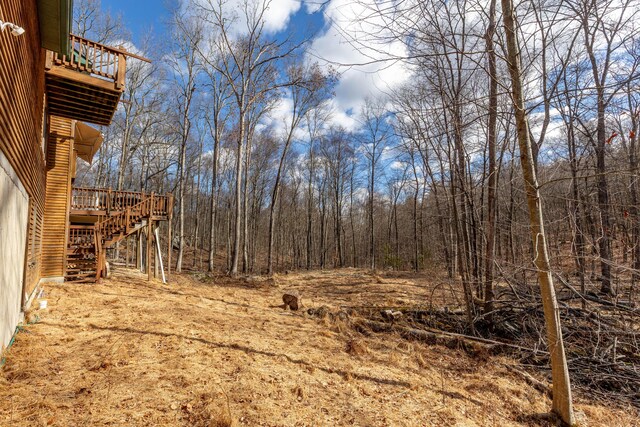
xmin=283 ymin=292 xmax=301 ymax=310
xmin=381 ymin=309 xmax=403 ymax=321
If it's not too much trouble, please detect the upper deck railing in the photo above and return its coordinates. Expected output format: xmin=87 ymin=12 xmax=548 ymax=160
xmin=71 ymin=187 xmax=171 ymax=217
xmin=49 ymin=34 xmax=150 ymax=90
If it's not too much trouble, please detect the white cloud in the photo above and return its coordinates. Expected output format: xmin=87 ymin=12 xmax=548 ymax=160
xmin=262 ymin=0 xmax=302 ymax=33
xmin=261 ymin=95 xmax=297 ymax=137
xmin=323 ymin=99 xmax=358 ymax=131
xmin=304 ymin=0 xmax=323 ymax=14
xmin=307 ymin=0 xmax=411 ymax=129
xmin=189 ymin=0 xmax=301 ymax=36
xmin=389 ymin=160 xmax=405 ymax=170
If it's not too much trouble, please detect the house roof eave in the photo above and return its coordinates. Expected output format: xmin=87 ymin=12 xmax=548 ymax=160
xmin=37 ymin=0 xmax=73 ymax=55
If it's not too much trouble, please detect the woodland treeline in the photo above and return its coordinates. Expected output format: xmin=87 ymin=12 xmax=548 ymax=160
xmin=74 ymin=0 xmax=640 ymax=300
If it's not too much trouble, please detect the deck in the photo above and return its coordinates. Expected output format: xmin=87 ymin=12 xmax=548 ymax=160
xmin=66 ymin=187 xmax=173 ymax=282
xmin=70 ymin=187 xmax=171 ymax=222
xmin=45 ymin=34 xmax=150 ymax=126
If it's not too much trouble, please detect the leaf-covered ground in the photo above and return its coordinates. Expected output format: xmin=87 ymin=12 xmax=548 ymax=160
xmin=1 ymin=268 xmax=636 ymax=426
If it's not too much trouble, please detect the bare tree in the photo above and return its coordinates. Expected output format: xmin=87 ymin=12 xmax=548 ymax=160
xmin=267 ymin=63 xmax=332 ymax=275
xmin=483 ymin=0 xmax=498 ymax=318
xmin=569 ymin=0 xmax=640 ymax=295
xmin=73 ymin=0 xmax=127 ymax=43
xmin=167 ymin=7 xmax=202 ymax=273
xmin=501 ymin=0 xmax=575 ymax=423
xmin=360 ymin=97 xmax=391 ymax=271
xmin=198 ymin=0 xmax=302 ymax=275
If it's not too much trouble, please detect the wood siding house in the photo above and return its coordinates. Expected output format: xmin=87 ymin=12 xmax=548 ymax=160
xmin=0 ymin=0 xmax=171 ymax=352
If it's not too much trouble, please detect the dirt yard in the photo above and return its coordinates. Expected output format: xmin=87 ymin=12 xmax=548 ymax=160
xmin=0 ymin=268 xmax=637 ymax=426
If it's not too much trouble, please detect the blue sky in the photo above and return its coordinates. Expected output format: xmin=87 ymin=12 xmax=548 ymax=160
xmin=103 ymin=0 xmax=325 ymax=47
xmin=104 ymin=0 xmax=170 ymax=39
xmin=101 ymin=0 xmax=411 ymax=132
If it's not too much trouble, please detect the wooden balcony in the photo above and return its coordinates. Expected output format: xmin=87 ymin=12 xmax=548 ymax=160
xmin=70 ymin=187 xmax=172 ymax=223
xmin=66 ymin=187 xmax=174 ymax=282
xmin=45 ymin=34 xmax=150 ymax=126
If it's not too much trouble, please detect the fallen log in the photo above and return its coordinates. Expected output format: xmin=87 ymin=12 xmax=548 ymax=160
xmin=354 ymin=318 xmax=548 ymax=357
xmin=504 ymin=364 xmax=552 ymax=397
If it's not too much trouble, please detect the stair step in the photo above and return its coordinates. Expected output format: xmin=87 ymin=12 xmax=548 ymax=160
xmin=67 ymin=247 xmax=96 ymax=252
xmin=65 ymin=270 xmax=97 ymax=275
xmin=64 ymin=274 xmax=97 ymax=282
xmin=65 ymin=273 xmax=97 ymax=279
xmin=65 ymin=278 xmax=97 ymax=283
xmin=66 ymin=251 xmax=96 ymax=257
xmin=66 ymin=262 xmax=97 ymax=268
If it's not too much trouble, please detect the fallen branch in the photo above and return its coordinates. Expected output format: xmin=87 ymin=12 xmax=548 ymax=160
xmin=354 ymin=318 xmax=548 ymax=356
xmin=503 ymin=364 xmax=552 ymax=397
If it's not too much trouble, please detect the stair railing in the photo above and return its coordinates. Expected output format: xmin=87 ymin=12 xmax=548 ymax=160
xmin=94 ymin=229 xmax=103 ymax=281
xmin=90 ymin=191 xmax=171 ymax=279
xmin=93 ymin=192 xmax=158 ymax=247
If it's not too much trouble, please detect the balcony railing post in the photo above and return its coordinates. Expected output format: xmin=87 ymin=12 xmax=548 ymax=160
xmin=116 ymin=52 xmax=126 ymax=90
xmin=45 ymin=51 xmax=53 ymax=70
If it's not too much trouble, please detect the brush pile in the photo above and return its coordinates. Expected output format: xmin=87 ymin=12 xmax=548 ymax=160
xmin=344 ymin=275 xmax=640 ymax=408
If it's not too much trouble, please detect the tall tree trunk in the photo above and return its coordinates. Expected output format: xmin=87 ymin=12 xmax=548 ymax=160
xmin=411 ymin=157 xmax=419 ymax=272
xmin=319 ymin=179 xmax=327 ymax=269
xmin=242 ymin=131 xmax=253 ymax=273
xmin=369 ymin=161 xmax=376 ymax=271
xmin=193 ymin=136 xmax=204 ymax=269
xmin=175 ymin=81 xmax=195 ymax=273
xmin=350 ymin=160 xmax=357 ymax=267
xmin=483 ymin=0 xmax=498 ymax=318
xmin=175 ymin=133 xmax=188 ymax=272
xmin=581 ymin=10 xmax=614 ymax=295
xmin=627 ymin=100 xmax=639 ymax=303
xmin=208 ymin=127 xmax=220 ymax=272
xmin=450 ymin=114 xmax=476 ymax=329
xmin=306 ymin=142 xmax=314 ymax=270
xmin=595 ymin=90 xmax=613 ymax=295
xmin=231 ymin=113 xmax=245 ymax=276
xmin=268 ymin=135 xmax=294 ymax=275
xmin=501 ymin=1 xmax=575 ymax=423
xmin=567 ymin=112 xmax=586 ymax=307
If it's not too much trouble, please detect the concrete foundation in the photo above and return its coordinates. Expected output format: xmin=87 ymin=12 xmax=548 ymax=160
xmin=0 ymin=150 xmax=29 ymax=351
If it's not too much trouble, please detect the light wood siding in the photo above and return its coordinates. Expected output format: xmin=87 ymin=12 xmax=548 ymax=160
xmin=42 ymin=116 xmax=73 ymax=278
xmin=0 ymin=0 xmax=47 ymax=294
xmin=25 ymin=200 xmax=44 ymax=295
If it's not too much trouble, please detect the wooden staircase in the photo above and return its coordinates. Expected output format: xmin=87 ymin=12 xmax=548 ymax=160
xmin=66 ymin=226 xmax=99 ymax=283
xmin=65 ymin=190 xmax=172 ymax=283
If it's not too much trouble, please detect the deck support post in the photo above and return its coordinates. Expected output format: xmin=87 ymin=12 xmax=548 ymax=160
xmin=154 ymin=225 xmax=166 ymax=283
xmin=137 ymin=230 xmax=142 ymax=271
xmin=154 ymin=227 xmax=159 ymax=279
xmin=147 ymin=219 xmax=153 ymax=281
xmin=167 ymin=193 xmax=174 ymax=276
